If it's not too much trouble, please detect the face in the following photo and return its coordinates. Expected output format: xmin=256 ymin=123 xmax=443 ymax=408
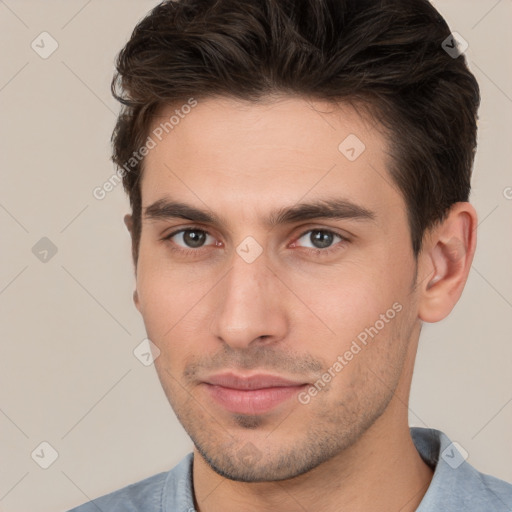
xmin=133 ymin=96 xmax=420 ymax=482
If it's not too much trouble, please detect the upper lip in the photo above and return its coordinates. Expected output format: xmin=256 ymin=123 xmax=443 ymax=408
xmin=204 ymin=373 xmax=307 ymax=390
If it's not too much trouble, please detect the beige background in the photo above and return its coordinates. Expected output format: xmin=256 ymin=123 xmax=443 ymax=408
xmin=0 ymin=1 xmax=511 ymax=511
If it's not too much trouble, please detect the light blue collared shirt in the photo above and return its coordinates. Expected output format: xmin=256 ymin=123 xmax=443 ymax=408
xmin=67 ymin=427 xmax=512 ymax=511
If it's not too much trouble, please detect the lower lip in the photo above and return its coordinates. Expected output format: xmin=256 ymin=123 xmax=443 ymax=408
xmin=203 ymin=383 xmax=307 ymax=415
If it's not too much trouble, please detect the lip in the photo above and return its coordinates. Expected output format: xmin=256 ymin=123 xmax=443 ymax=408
xmin=205 ymin=373 xmax=306 ymax=390
xmin=202 ymin=373 xmax=309 ymax=415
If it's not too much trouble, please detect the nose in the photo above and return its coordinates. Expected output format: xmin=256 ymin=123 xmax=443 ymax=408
xmin=209 ymin=254 xmax=289 ymax=350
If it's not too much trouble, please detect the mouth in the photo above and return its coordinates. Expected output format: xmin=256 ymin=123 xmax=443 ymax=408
xmin=201 ymin=372 xmax=309 ymax=415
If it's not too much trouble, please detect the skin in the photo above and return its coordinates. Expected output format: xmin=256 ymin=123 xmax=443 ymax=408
xmin=125 ymin=95 xmax=477 ymax=512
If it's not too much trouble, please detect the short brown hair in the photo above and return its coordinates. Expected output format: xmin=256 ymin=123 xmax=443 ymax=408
xmin=111 ymin=0 xmax=480 ymax=265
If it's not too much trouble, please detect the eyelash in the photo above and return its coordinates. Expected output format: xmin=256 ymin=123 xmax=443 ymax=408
xmin=161 ymin=226 xmax=349 ymax=257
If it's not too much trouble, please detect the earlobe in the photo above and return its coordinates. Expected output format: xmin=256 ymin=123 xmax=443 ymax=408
xmin=417 ymin=203 xmax=477 ymax=323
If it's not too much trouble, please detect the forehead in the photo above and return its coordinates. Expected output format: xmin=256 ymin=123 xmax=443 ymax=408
xmin=140 ymin=96 xmax=403 ymax=226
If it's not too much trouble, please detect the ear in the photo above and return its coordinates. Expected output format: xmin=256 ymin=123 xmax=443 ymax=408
xmin=124 ymin=213 xmax=141 ymax=311
xmin=133 ymin=289 xmax=141 ymax=312
xmin=124 ymin=213 xmax=138 ymax=268
xmin=417 ymin=202 xmax=477 ymax=323
xmin=124 ymin=213 xmax=133 ymax=234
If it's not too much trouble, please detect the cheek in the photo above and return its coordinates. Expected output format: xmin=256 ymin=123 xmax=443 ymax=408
xmin=136 ymin=269 xmax=172 ymax=335
xmin=135 ymin=258 xmax=216 ymax=368
xmin=136 ymin=250 xmax=200 ymax=327
xmin=291 ymin=266 xmax=391 ymax=334
xmin=288 ymin=257 xmax=413 ymax=368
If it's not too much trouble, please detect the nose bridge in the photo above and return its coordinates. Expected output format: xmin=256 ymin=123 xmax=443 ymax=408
xmin=210 ymin=251 xmax=287 ymax=348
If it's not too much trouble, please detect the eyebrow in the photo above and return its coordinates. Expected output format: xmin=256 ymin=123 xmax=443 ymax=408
xmin=143 ymin=197 xmax=376 ymax=227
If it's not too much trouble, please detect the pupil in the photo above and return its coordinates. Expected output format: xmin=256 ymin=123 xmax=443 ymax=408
xmin=311 ymin=230 xmax=333 ymax=249
xmin=184 ymin=230 xmax=206 ymax=248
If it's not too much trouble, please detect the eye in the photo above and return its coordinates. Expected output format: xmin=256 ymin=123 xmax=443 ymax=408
xmin=293 ymin=229 xmax=346 ymax=251
xmin=165 ymin=228 xmax=217 ymax=249
xmin=162 ymin=227 xmax=347 ymax=256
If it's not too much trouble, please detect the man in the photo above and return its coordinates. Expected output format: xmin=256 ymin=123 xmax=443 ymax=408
xmin=69 ymin=0 xmax=512 ymax=510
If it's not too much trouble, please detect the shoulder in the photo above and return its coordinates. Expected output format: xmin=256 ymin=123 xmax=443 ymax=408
xmin=476 ymin=471 xmax=512 ymax=510
xmin=66 ymin=472 xmax=168 ymax=512
xmin=65 ymin=453 xmax=194 ymax=512
xmin=411 ymin=427 xmax=512 ymax=512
